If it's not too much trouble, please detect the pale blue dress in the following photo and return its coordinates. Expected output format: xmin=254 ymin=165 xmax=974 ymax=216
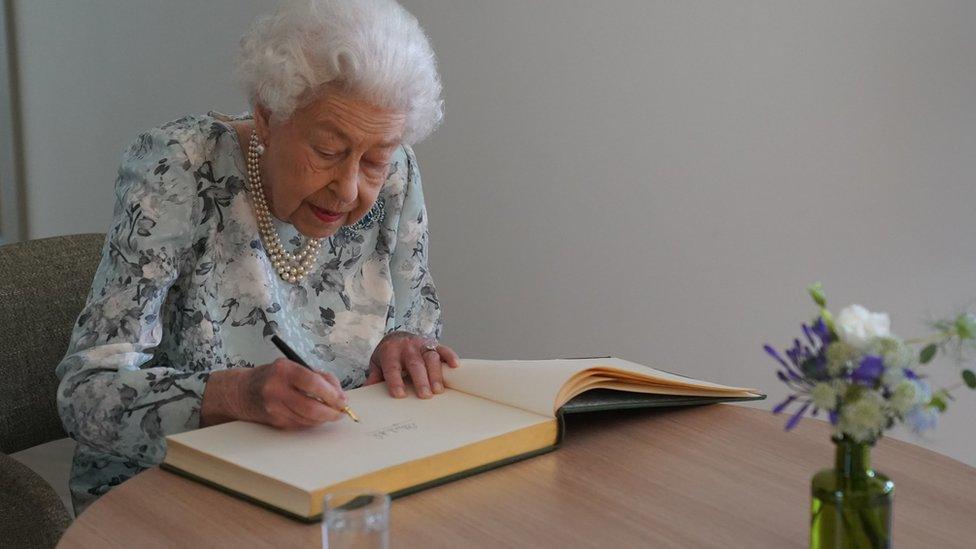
xmin=55 ymin=113 xmax=442 ymax=513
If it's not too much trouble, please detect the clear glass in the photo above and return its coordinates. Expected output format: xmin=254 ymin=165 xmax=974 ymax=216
xmin=810 ymin=438 xmax=894 ymax=549
xmin=322 ymin=490 xmax=390 ymax=549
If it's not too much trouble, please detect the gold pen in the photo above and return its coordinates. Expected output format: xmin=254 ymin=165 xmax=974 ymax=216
xmin=300 ymin=392 xmax=360 ymax=422
xmin=271 ymin=335 xmax=360 ymax=422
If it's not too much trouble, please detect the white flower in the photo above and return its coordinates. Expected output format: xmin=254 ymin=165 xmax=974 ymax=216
xmin=888 ymin=381 xmax=917 ymax=414
xmin=836 ymin=304 xmax=891 ymax=351
xmin=868 ymin=337 xmax=914 ymax=370
xmin=810 ymin=383 xmax=838 ymax=410
xmin=839 ymin=391 xmax=886 ymax=442
xmin=880 ymin=366 xmax=905 ymax=387
xmin=825 ymin=342 xmax=859 ymax=375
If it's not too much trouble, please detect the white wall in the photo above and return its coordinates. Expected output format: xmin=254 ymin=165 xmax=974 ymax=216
xmin=14 ymin=1 xmax=976 ymax=466
xmin=15 ymin=0 xmax=266 ymax=238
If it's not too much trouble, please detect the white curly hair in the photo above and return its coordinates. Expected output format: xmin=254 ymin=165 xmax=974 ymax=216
xmin=237 ymin=0 xmax=443 ymax=145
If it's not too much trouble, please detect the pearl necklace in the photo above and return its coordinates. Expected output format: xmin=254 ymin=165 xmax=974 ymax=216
xmin=246 ymin=131 xmax=321 ymax=284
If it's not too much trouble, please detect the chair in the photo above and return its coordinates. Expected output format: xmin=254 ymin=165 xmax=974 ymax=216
xmin=0 ymin=233 xmax=105 ymax=548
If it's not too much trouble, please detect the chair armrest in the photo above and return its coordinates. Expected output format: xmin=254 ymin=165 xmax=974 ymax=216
xmin=0 ymin=451 xmax=72 ymax=548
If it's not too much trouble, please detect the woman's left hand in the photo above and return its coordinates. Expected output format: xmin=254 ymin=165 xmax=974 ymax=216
xmin=366 ymin=331 xmax=460 ymax=399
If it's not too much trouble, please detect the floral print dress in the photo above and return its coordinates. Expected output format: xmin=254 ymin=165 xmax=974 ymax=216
xmin=55 ymin=113 xmax=442 ymax=513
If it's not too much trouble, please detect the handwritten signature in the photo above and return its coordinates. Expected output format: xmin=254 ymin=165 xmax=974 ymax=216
xmin=367 ymin=420 xmax=418 ymax=440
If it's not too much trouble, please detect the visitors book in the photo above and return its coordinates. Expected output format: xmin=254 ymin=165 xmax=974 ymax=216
xmin=162 ymin=357 xmax=763 ymax=521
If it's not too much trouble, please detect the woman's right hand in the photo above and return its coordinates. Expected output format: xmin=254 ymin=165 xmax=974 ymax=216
xmin=200 ymin=359 xmax=348 ymax=429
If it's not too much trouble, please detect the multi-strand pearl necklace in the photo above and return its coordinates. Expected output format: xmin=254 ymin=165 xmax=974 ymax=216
xmin=246 ymin=131 xmax=321 ymax=284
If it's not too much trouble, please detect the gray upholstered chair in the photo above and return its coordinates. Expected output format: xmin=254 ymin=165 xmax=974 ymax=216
xmin=0 ymin=233 xmax=105 ymax=548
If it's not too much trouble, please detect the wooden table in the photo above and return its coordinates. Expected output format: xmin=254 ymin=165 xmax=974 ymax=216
xmin=58 ymin=404 xmax=976 ymax=548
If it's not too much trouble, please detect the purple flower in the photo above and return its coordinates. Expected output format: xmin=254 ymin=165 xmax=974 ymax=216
xmin=811 ymin=318 xmax=833 ymax=345
xmin=772 ymin=394 xmax=812 ymax=431
xmin=773 ymin=394 xmax=798 ymax=414
xmin=785 ymin=401 xmax=811 ymax=431
xmin=765 ymin=320 xmax=832 ymax=431
xmin=851 ymin=355 xmax=884 ymax=386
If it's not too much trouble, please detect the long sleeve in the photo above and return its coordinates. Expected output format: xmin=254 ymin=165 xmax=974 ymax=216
xmin=56 ymin=126 xmax=206 ymax=467
xmin=388 ymin=145 xmax=443 ymax=340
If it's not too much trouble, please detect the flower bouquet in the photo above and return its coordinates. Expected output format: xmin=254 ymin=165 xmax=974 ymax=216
xmin=764 ymin=283 xmax=976 ymax=548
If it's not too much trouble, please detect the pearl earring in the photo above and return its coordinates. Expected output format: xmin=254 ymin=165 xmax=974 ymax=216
xmin=255 ymin=142 xmax=265 ymax=156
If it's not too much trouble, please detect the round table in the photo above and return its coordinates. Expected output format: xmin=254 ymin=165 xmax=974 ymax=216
xmin=58 ymin=404 xmax=976 ymax=548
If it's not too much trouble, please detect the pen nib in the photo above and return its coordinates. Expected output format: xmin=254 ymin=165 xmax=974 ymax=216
xmin=342 ymin=406 xmax=360 ymax=423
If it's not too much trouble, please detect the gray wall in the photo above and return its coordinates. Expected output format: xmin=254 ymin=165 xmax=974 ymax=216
xmin=12 ymin=1 xmax=976 ymax=466
xmin=14 ymin=0 xmax=261 ymax=238
xmin=1 ymin=0 xmax=26 ymax=243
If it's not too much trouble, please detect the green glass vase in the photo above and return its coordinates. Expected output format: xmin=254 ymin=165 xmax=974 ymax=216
xmin=810 ymin=437 xmax=894 ymax=548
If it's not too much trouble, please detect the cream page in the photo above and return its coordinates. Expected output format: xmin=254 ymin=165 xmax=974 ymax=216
xmin=166 ymin=383 xmax=550 ymax=492
xmin=442 ymin=358 xmax=761 ymax=417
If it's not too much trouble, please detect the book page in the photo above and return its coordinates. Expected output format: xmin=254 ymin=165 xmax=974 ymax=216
xmin=165 ymin=383 xmax=551 ymax=493
xmin=442 ymin=359 xmax=588 ymax=416
xmin=443 ymin=358 xmax=760 ymax=416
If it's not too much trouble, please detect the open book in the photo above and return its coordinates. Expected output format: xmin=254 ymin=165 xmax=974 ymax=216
xmin=162 ymin=357 xmax=763 ymax=521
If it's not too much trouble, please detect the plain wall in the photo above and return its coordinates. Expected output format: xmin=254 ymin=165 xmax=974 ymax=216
xmin=12 ymin=1 xmax=976 ymax=466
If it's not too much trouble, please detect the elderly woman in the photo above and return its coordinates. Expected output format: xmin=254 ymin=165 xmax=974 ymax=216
xmin=56 ymin=0 xmax=457 ymax=514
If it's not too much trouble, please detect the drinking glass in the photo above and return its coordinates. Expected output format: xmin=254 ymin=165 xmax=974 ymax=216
xmin=322 ymin=490 xmax=390 ymax=549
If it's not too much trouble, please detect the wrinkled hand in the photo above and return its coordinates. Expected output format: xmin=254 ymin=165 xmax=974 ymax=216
xmin=366 ymin=331 xmax=460 ymax=398
xmin=201 ymin=358 xmax=347 ymax=430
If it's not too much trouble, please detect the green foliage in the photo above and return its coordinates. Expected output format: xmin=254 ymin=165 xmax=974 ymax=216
xmin=806 ymin=282 xmax=836 ymax=335
xmin=963 ymin=369 xmax=976 ymax=390
xmin=808 ymin=282 xmax=827 ymax=308
xmin=919 ymin=344 xmax=937 ymax=364
xmin=929 ymin=393 xmax=948 ymax=412
xmin=932 ymin=318 xmax=955 ymax=333
xmin=820 ymin=309 xmax=837 ymax=336
xmin=955 ymin=313 xmax=976 ymax=340
xmin=844 ymin=384 xmax=865 ymax=403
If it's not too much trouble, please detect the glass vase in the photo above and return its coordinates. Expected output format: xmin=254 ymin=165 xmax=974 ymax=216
xmin=810 ymin=437 xmax=894 ymax=548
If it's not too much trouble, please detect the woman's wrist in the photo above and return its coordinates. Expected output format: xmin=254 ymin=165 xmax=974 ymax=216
xmin=380 ymin=330 xmax=414 ymax=343
xmin=200 ymin=368 xmax=250 ymax=427
xmin=380 ymin=330 xmax=435 ymax=346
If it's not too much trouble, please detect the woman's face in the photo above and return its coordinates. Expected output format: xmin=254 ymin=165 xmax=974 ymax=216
xmin=254 ymin=92 xmax=407 ymax=239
